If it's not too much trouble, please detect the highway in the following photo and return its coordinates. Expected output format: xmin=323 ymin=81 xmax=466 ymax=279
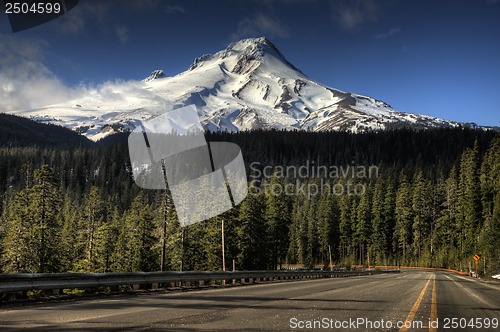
xmin=1 ymin=270 xmax=499 ymax=331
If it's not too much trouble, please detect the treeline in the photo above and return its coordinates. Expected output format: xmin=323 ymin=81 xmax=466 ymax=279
xmin=0 ymin=113 xmax=94 ymax=148
xmin=0 ymin=128 xmax=498 ymax=274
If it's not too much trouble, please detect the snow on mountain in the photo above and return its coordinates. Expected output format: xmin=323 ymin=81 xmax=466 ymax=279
xmin=10 ymin=37 xmax=461 ymax=141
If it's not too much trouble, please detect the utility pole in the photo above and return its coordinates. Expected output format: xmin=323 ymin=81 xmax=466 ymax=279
xmin=160 ymin=160 xmax=169 ymax=272
xmin=484 ymin=256 xmax=486 ymax=276
xmin=328 ymin=245 xmax=333 ymax=272
xmin=180 ymin=228 xmax=185 ymax=272
xmin=222 ymin=219 xmax=226 ymax=272
xmin=160 ymin=191 xmax=167 ymax=271
xmin=221 ymin=219 xmax=226 ymax=285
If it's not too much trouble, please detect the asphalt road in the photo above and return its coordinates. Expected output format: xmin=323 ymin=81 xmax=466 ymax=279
xmin=1 ymin=270 xmax=499 ymax=331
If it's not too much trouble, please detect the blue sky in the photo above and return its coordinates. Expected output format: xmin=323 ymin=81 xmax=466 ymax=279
xmin=0 ymin=0 xmax=499 ymax=126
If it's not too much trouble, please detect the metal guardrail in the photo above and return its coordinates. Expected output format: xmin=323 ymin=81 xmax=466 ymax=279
xmin=0 ymin=269 xmax=399 ymax=294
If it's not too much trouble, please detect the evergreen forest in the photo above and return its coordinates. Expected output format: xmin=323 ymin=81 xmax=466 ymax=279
xmin=0 ymin=123 xmax=499 ymax=276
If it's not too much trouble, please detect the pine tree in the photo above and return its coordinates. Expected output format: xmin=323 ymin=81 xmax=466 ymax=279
xmin=29 ymin=165 xmax=62 ymax=272
xmin=112 ymin=193 xmax=158 ymax=272
xmin=297 ymin=198 xmax=309 ymax=266
xmin=78 ymin=186 xmax=105 ymax=271
xmin=182 ymin=221 xmax=206 ymax=271
xmin=383 ymin=180 xmax=395 ymax=263
xmin=131 ymin=195 xmax=158 ymax=271
xmin=436 ymin=167 xmax=459 ymax=268
xmin=394 ymin=171 xmax=412 ymax=265
xmin=2 ymin=165 xmax=62 ymax=273
xmin=2 ymin=189 xmax=33 ymax=272
xmin=304 ymin=197 xmax=319 ymax=269
xmin=202 ymin=217 xmax=223 ymax=271
xmin=355 ymin=184 xmax=371 ymax=266
xmin=457 ymin=141 xmax=481 ymax=262
xmin=60 ymin=193 xmax=81 ymax=271
xmin=154 ymin=190 xmax=176 ymax=271
xmin=411 ymin=171 xmax=433 ymax=264
xmin=92 ymin=219 xmax=117 ymax=272
xmin=479 ymin=136 xmax=500 ymax=273
xmin=264 ymin=173 xmax=291 ymax=269
xmin=287 ymin=199 xmax=301 ymax=264
xmin=236 ymin=183 xmax=267 ymax=270
xmin=371 ymin=177 xmax=387 ymax=265
xmin=316 ymin=183 xmax=339 ymax=266
xmin=338 ymin=190 xmax=352 ymax=266
xmin=91 ymin=200 xmax=120 ymax=272
xmin=154 ymin=191 xmax=182 ymax=271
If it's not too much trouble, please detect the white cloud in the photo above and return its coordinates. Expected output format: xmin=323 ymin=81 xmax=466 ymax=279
xmin=375 ymin=26 xmax=401 ymax=39
xmin=84 ymin=80 xmax=166 ymax=105
xmin=0 ymin=34 xmax=81 ymax=112
xmin=0 ymin=34 xmax=158 ymax=113
xmin=231 ymin=13 xmax=290 ymax=41
xmin=333 ymin=0 xmax=379 ymax=32
xmin=0 ymin=64 xmax=83 ymax=113
xmin=56 ymin=1 xmax=110 ymax=34
xmin=54 ymin=0 xmax=160 ymax=39
xmin=165 ymin=5 xmax=185 ymax=14
xmin=60 ymin=10 xmax=86 ymax=34
xmin=115 ymin=25 xmax=129 ymax=43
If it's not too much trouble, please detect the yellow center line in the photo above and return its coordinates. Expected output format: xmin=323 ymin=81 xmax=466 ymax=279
xmin=399 ymin=273 xmax=433 ymax=332
xmin=429 ymin=275 xmax=438 ymax=332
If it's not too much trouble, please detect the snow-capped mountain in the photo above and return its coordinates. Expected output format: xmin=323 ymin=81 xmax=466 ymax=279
xmin=12 ymin=37 xmax=461 ymax=141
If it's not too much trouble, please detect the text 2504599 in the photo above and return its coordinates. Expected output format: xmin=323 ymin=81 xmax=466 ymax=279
xmin=5 ymin=2 xmax=61 ymax=14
